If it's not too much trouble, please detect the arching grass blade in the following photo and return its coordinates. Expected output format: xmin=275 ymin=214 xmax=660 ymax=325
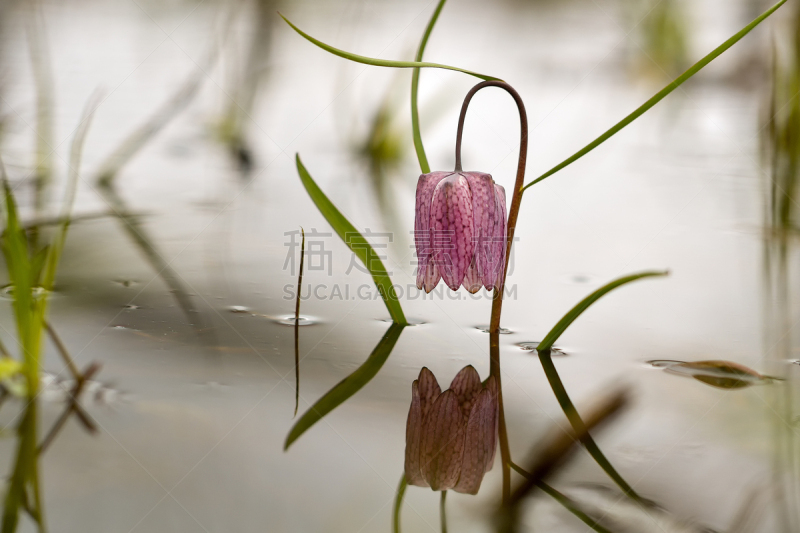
xmin=537 ymin=271 xmax=668 ymax=352
xmin=279 ymin=14 xmax=499 ymax=82
xmin=522 ymin=0 xmax=788 ymax=191
xmin=411 ymin=0 xmax=447 ymax=174
xmin=295 ymin=154 xmax=407 ymax=325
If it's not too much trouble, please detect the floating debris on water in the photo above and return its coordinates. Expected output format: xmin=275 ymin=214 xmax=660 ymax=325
xmin=518 ymin=341 xmax=568 ymax=356
xmin=647 ymin=359 xmax=773 ymax=389
xmin=475 ymin=325 xmax=512 ymax=334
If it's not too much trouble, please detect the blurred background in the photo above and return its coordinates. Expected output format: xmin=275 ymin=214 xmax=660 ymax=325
xmin=0 ymin=0 xmax=797 ymax=531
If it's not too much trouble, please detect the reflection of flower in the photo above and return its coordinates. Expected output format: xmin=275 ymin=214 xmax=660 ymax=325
xmin=415 ymin=172 xmax=507 ymax=293
xmin=404 ymin=366 xmax=498 ymax=494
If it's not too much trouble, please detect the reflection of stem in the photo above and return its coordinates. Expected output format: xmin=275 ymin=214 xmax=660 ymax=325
xmin=392 ymin=474 xmax=407 ymax=533
xmin=538 ymin=349 xmax=641 ymax=501
xmin=439 ymin=490 xmax=447 ymax=533
xmin=97 ymin=183 xmax=208 ymax=335
xmin=44 ymin=321 xmax=79 ymax=380
xmin=38 ymin=362 xmax=100 ymax=454
xmin=455 ymin=81 xmax=529 ymax=503
xmin=294 ymin=228 xmax=305 ymax=418
xmin=509 ymin=461 xmax=614 ymax=533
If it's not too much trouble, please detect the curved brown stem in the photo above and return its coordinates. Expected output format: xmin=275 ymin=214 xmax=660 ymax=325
xmin=455 ymin=81 xmax=528 ymax=503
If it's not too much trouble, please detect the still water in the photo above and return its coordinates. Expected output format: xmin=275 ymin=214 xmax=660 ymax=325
xmin=0 ymin=0 xmax=794 ymax=531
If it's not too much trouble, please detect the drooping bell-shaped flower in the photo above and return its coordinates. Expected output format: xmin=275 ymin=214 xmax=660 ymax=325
xmin=404 ymin=366 xmax=498 ymax=494
xmin=415 ymin=172 xmax=507 ymax=293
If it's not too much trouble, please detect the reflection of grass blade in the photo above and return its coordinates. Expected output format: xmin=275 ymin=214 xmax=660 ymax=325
xmin=411 ymin=0 xmax=447 ymax=174
xmin=534 ymin=271 xmax=666 ymax=503
xmin=294 ymin=228 xmax=305 ymax=418
xmin=523 ymin=0 xmax=788 ymax=191
xmin=392 ymin=474 xmax=407 ymax=533
xmin=502 ymin=389 xmax=629 ymax=533
xmin=279 ymin=14 xmax=499 ymax=82
xmin=92 ymin=56 xmax=214 ymax=337
xmin=537 ymin=271 xmax=667 ymax=352
xmin=295 ymin=155 xmax=407 ymax=325
xmin=97 ymin=184 xmax=203 ymax=329
xmin=284 ymin=322 xmax=405 ymax=449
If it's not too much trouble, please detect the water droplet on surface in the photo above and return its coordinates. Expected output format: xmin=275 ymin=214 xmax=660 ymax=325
xmin=273 ymin=315 xmax=317 ymax=326
xmin=124 ymin=304 xmax=140 ymax=310
xmin=227 ymin=305 xmax=249 ymax=313
xmin=113 ymin=279 xmax=139 ymax=288
xmin=111 ymin=325 xmax=135 ymax=331
xmin=475 ymin=326 xmax=512 ymax=334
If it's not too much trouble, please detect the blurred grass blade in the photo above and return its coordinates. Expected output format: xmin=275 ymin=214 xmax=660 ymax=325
xmin=393 ymin=474 xmax=407 ymax=533
xmin=294 ymin=227 xmax=305 ymax=418
xmin=94 ymin=58 xmax=210 ymax=186
xmin=41 ymin=93 xmax=100 ymax=291
xmin=537 ymin=271 xmax=667 ymax=352
xmin=411 ymin=0 xmax=447 ymax=174
xmin=285 ymin=322 xmax=405 ymax=449
xmin=522 ymin=0 xmax=788 ymax=191
xmin=279 ymin=14 xmax=499 ymax=82
xmin=295 ymin=154 xmax=407 ymax=325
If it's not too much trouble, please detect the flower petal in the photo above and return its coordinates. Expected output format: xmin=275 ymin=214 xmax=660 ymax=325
xmin=462 ymin=257 xmax=482 ymax=294
xmin=420 ymin=390 xmax=466 ymax=491
xmin=415 ymin=172 xmax=451 ymax=290
xmin=448 ymin=365 xmax=482 ymax=420
xmin=429 ymin=174 xmax=475 ymax=290
xmin=483 ymin=376 xmax=499 ymax=473
xmin=489 ymin=184 xmax=507 ymax=290
xmin=422 ymin=256 xmax=441 ymax=294
xmin=404 ymin=380 xmax=427 ymax=487
xmin=454 ymin=386 xmax=497 ymax=494
xmin=417 ymin=367 xmax=441 ymax=420
xmin=462 ymin=172 xmax=496 ymax=288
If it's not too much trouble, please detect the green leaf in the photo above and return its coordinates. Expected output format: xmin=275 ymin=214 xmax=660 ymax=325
xmin=279 ymin=13 xmax=499 ymax=82
xmin=295 ymin=154 xmax=407 ymax=325
xmin=411 ymin=0 xmax=447 ymax=174
xmin=537 ymin=271 xmax=668 ymax=352
xmin=522 ymin=0 xmax=788 ymax=191
xmin=285 ymin=322 xmax=405 ymax=449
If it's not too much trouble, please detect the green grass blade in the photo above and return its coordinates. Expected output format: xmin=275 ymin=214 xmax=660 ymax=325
xmin=392 ymin=474 xmax=407 ymax=533
xmin=279 ymin=14 xmax=499 ymax=82
xmin=41 ymin=94 xmax=99 ymax=291
xmin=285 ymin=322 xmax=405 ymax=449
xmin=295 ymin=154 xmax=407 ymax=325
xmin=537 ymin=271 xmax=667 ymax=352
xmin=411 ymin=0 xmax=447 ymax=174
xmin=522 ymin=0 xmax=788 ymax=191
